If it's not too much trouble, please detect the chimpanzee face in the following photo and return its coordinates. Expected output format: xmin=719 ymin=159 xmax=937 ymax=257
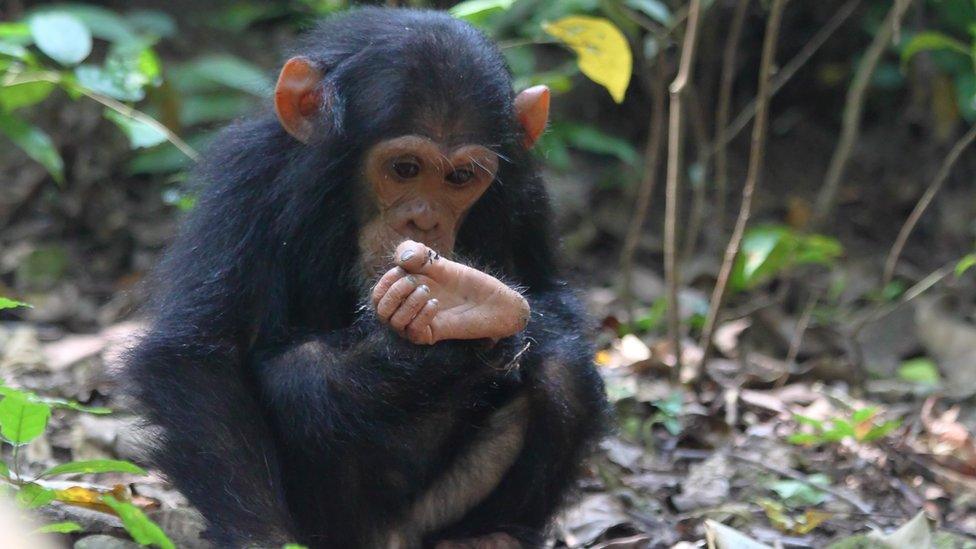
xmin=357 ymin=135 xmax=498 ymax=271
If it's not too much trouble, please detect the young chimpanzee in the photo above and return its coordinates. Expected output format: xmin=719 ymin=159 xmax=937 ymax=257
xmin=125 ymin=7 xmax=608 ymax=549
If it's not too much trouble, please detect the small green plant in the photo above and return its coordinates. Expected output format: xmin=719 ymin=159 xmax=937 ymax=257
xmin=731 ymin=224 xmax=843 ymax=292
xmin=0 ymin=382 xmax=173 ymax=548
xmin=787 ymin=407 xmax=901 ymax=446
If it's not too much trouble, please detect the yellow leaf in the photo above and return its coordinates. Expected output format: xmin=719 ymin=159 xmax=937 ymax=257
xmin=543 ymin=16 xmax=632 ymax=103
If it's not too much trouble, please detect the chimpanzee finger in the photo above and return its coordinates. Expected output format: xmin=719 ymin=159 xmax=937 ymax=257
xmin=389 ymin=284 xmax=431 ymax=331
xmin=394 ymin=240 xmax=429 ymax=273
xmin=376 ymin=275 xmax=419 ymax=321
xmin=405 ymin=298 xmax=438 ymax=345
xmin=371 ymin=266 xmax=406 ymax=307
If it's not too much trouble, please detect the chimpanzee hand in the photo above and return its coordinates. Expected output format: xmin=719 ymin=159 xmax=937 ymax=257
xmin=370 ymin=240 xmax=530 ymax=345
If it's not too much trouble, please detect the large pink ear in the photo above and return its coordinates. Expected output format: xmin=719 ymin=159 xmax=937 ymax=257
xmin=275 ymin=56 xmax=323 ymax=143
xmin=514 ymin=85 xmax=550 ymax=148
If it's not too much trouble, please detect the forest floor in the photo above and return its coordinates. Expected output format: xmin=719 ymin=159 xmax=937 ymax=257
xmin=2 ymin=100 xmax=976 ymax=548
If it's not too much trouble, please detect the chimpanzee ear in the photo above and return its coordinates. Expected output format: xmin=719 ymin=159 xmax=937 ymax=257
xmin=275 ymin=56 xmax=323 ymax=143
xmin=514 ymin=85 xmax=550 ymax=149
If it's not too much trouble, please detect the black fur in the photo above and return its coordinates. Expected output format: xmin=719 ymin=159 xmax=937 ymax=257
xmin=125 ymin=7 xmax=608 ymax=548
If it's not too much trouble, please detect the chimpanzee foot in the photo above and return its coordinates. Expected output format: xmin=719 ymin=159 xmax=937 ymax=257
xmin=370 ymin=240 xmax=529 ymax=344
xmin=434 ymin=532 xmax=522 ymax=549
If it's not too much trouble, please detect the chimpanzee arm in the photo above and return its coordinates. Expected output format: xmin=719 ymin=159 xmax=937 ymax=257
xmin=432 ymin=283 xmax=609 ymax=545
xmin=252 ymin=313 xmax=528 ymax=450
xmin=125 ymin=327 xmax=297 ymax=547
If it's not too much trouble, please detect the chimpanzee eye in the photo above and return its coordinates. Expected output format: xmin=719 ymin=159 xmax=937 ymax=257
xmin=445 ymin=168 xmax=475 ymax=186
xmin=392 ymin=157 xmax=421 ymax=179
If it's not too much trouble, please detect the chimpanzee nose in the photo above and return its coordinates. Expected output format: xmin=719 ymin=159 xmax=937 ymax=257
xmin=407 ymin=204 xmax=439 ymax=233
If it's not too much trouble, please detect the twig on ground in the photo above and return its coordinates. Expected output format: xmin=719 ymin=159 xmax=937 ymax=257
xmin=665 ymin=0 xmax=705 ymax=378
xmin=696 ymin=0 xmax=788 ymax=381
xmin=813 ymin=0 xmax=912 ymax=222
xmin=883 ymin=124 xmax=976 ymax=285
xmin=777 ymin=289 xmax=820 ymax=388
xmin=852 ymin=261 xmax=955 ymax=336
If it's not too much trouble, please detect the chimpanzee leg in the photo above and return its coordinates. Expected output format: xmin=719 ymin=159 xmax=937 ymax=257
xmin=430 ymin=351 xmax=609 ymax=547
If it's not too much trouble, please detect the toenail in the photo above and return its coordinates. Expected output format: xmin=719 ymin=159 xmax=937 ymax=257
xmin=400 ymin=250 xmax=415 ymax=262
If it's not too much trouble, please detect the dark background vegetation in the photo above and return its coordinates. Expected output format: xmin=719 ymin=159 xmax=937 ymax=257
xmin=1 ymin=0 xmax=976 ymax=547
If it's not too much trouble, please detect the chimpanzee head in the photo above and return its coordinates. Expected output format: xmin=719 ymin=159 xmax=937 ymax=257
xmin=273 ymin=8 xmax=550 ymax=275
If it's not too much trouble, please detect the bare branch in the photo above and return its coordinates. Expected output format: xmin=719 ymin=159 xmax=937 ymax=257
xmin=883 ymin=124 xmax=976 ymax=285
xmin=665 ymin=0 xmax=705 ymax=377
xmin=713 ymin=0 xmax=751 ymax=231
xmin=814 ymin=0 xmax=912 ymax=222
xmin=695 ymin=0 xmax=789 ymax=381
xmin=620 ymin=60 xmax=668 ymax=326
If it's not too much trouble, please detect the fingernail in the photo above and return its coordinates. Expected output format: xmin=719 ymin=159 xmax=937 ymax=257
xmin=400 ymin=250 xmax=415 ymax=262
xmin=418 ymin=284 xmax=429 ymax=293
xmin=429 ymin=298 xmax=438 ymax=306
xmin=407 ymin=275 xmax=417 ymax=284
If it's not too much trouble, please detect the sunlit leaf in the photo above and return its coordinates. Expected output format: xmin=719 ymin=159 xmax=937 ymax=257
xmin=29 ymin=12 xmax=92 ymax=66
xmin=543 ymin=16 xmax=633 ymax=103
xmin=102 ymin=495 xmax=175 ymax=549
xmin=0 ymin=391 xmax=51 ymax=445
xmin=33 ymin=521 xmax=83 ymax=534
xmin=75 ymin=64 xmax=144 ymax=102
xmin=53 ymin=485 xmax=104 ymax=506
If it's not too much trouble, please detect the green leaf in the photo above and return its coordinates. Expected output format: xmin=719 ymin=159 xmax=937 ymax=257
xmin=0 ymin=80 xmax=56 ymax=112
xmin=0 ymin=22 xmax=32 ymax=45
xmin=902 ymin=31 xmax=971 ymax=67
xmin=0 ymin=460 xmax=9 ymax=478
xmin=41 ymin=459 xmax=146 ymax=479
xmin=731 ymin=225 xmax=794 ymax=291
xmin=850 ymin=407 xmax=878 ymax=424
xmin=0 ymin=110 xmax=64 ymax=183
xmin=624 ymin=0 xmax=672 ymax=25
xmin=33 ymin=521 xmax=83 ymax=534
xmin=282 ymin=545 xmax=309 ymax=549
xmin=862 ymin=419 xmax=901 ymax=442
xmin=15 ymin=483 xmax=56 ymax=509
xmin=29 ymin=12 xmax=92 ymax=66
xmin=955 ymin=253 xmax=976 ymax=277
xmin=0 ymin=390 xmax=51 ymax=445
xmin=171 ymin=54 xmax=272 ymax=97
xmin=898 ymin=358 xmax=941 ymax=385
xmin=0 ymin=297 xmax=31 ymax=310
xmin=104 ymin=109 xmax=167 ymax=149
xmin=102 ymin=495 xmax=175 ymax=549
xmin=768 ymin=475 xmax=829 ymax=507
xmin=787 ymin=433 xmax=822 ymax=446
xmin=553 ymin=122 xmax=640 ymax=166
xmin=450 ymin=0 xmax=515 ymax=25
xmin=126 ymin=10 xmax=177 ymax=40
